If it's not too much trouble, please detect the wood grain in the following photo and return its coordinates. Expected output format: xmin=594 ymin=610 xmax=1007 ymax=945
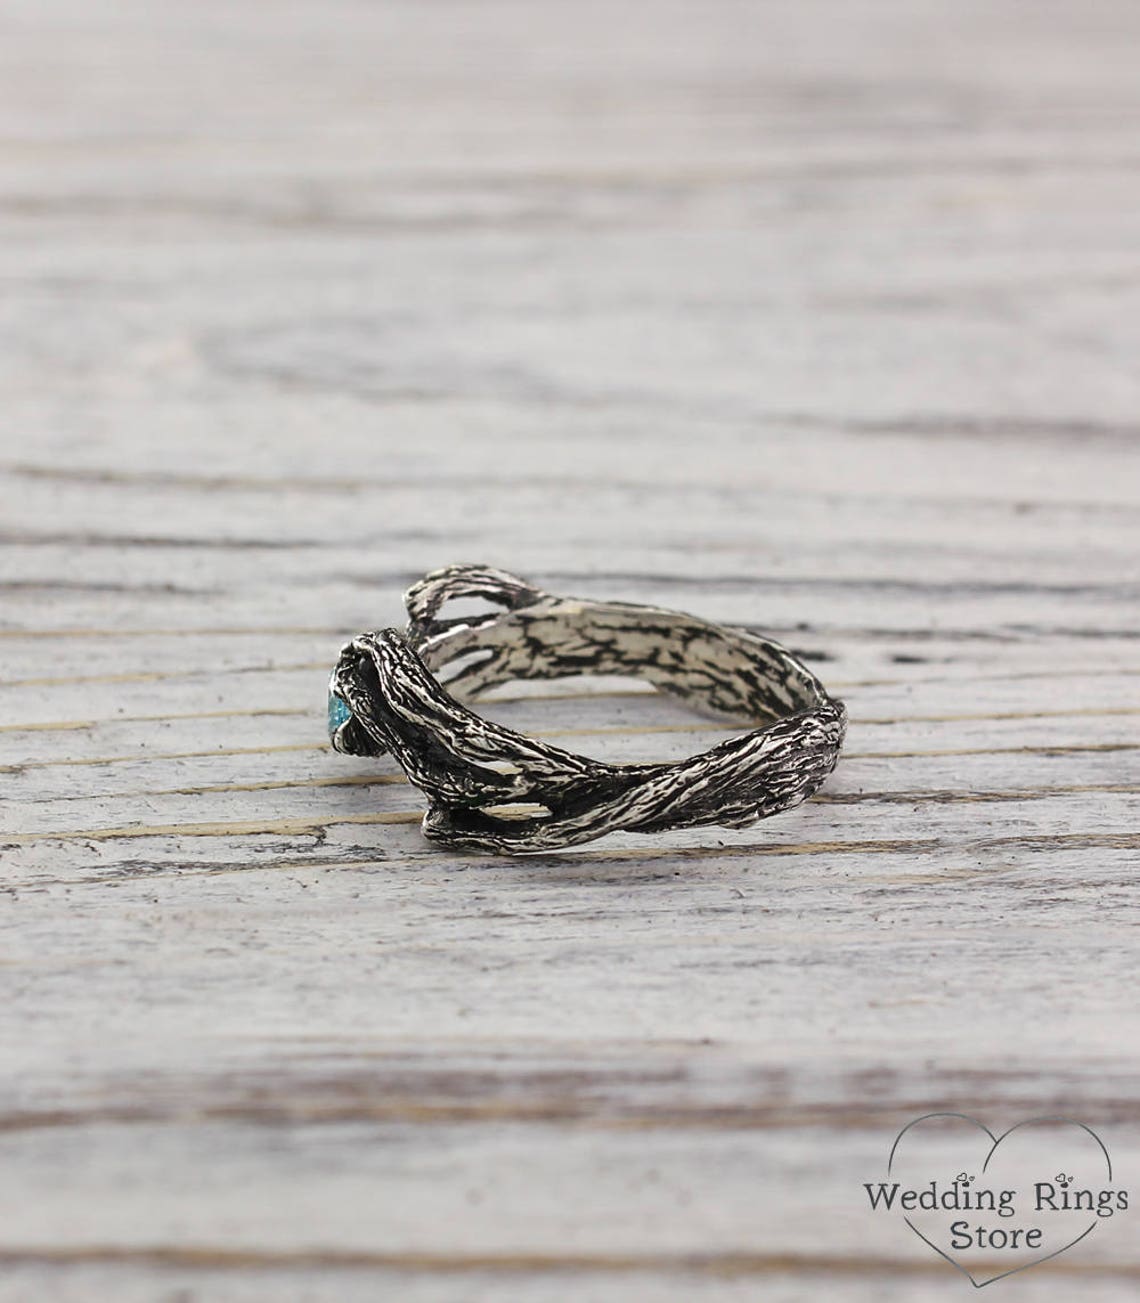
xmin=1 ymin=0 xmax=1139 ymax=1298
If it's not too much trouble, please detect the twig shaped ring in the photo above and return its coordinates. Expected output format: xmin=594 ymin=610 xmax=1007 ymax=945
xmin=328 ymin=564 xmax=846 ymax=854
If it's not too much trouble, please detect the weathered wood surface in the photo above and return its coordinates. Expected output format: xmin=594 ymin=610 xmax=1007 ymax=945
xmin=2 ymin=0 xmax=1139 ymax=1298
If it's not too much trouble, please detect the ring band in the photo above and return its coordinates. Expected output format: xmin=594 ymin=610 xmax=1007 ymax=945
xmin=328 ymin=564 xmax=847 ymax=854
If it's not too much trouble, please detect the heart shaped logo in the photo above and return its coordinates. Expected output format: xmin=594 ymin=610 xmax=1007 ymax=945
xmin=863 ymin=1113 xmax=1126 ymax=1286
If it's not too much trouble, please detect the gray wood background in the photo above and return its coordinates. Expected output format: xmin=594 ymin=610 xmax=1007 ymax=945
xmin=1 ymin=1 xmax=1138 ymax=1299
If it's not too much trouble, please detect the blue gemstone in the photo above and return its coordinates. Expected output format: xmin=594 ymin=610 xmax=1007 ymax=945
xmin=327 ymin=690 xmax=352 ymax=737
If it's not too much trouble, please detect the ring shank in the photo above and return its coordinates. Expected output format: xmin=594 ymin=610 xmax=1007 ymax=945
xmin=414 ymin=597 xmax=829 ymax=726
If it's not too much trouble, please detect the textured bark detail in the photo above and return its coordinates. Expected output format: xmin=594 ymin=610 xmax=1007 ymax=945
xmin=329 ymin=564 xmax=847 ymax=852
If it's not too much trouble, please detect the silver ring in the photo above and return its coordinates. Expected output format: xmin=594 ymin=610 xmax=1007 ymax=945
xmin=328 ymin=564 xmax=847 ymax=854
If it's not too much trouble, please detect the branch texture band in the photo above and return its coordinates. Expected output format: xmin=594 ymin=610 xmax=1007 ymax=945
xmin=327 ymin=565 xmax=847 ymax=854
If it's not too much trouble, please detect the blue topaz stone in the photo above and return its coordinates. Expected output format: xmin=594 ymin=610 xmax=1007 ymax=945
xmin=327 ymin=689 xmax=353 ymax=738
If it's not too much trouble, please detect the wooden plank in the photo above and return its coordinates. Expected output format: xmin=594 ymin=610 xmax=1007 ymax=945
xmin=1 ymin=0 xmax=1139 ymax=1298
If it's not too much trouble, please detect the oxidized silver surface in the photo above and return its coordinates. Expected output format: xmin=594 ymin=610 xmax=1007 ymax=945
xmin=328 ymin=564 xmax=847 ymax=854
